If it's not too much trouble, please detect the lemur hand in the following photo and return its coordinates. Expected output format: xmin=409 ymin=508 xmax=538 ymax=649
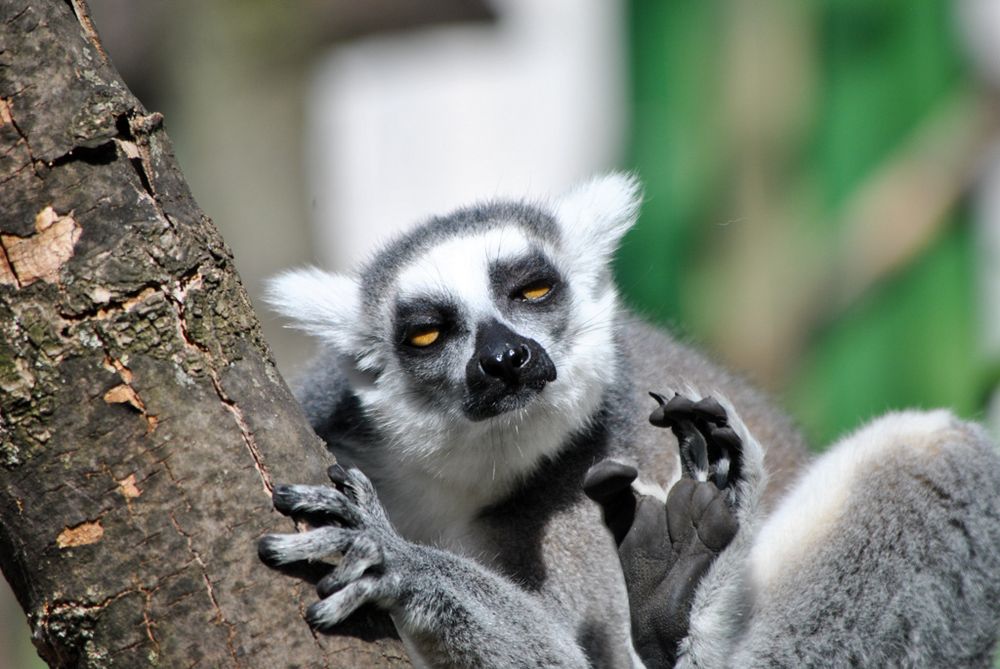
xmin=258 ymin=465 xmax=408 ymax=632
xmin=584 ymin=392 xmax=742 ymax=667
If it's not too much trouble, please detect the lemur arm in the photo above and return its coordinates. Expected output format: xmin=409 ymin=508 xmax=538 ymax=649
xmin=258 ymin=465 xmax=591 ymax=669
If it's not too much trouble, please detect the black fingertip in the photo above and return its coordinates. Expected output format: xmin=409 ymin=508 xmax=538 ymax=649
xmin=664 ymin=393 xmax=696 ymax=417
xmin=305 ymin=602 xmax=328 ymax=632
xmin=271 ymin=484 xmax=297 ymax=515
xmin=649 ymin=406 xmax=668 ymax=427
xmin=648 ymin=391 xmax=677 ymax=427
xmin=583 ymin=461 xmax=638 ymax=502
xmin=583 ymin=461 xmax=639 ymax=545
xmin=651 ymin=393 xmax=698 ymax=428
xmin=257 ymin=535 xmax=282 ymax=567
xmin=692 ymin=397 xmax=727 ymax=425
xmin=328 ymin=463 xmax=348 ymax=486
xmin=675 ymin=420 xmax=709 ymax=477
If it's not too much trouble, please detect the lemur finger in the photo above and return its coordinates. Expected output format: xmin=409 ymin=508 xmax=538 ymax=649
xmin=306 ymin=577 xmax=381 ymax=632
xmin=708 ymin=425 xmax=743 ymax=489
xmin=691 ymin=396 xmax=727 ymax=425
xmin=343 ymin=467 xmax=379 ymax=508
xmin=694 ymin=493 xmax=738 ymax=552
xmin=618 ymin=494 xmax=670 ymax=564
xmin=584 ymin=460 xmax=639 ymax=545
xmin=316 ymin=535 xmax=384 ymax=599
xmin=655 ymin=549 xmax=717 ymax=641
xmin=676 ymin=419 xmax=710 ymax=481
xmin=271 ymin=483 xmax=362 ymax=525
xmin=649 ymin=393 xmax=711 ymax=479
xmin=328 ymin=463 xmax=349 ymax=488
xmin=258 ymin=526 xmax=359 ymax=567
xmin=665 ymin=478 xmax=699 ymax=545
xmin=583 ymin=460 xmax=638 ymax=500
xmin=648 ymin=392 xmax=696 ymax=428
xmin=711 ymin=457 xmax=731 ymax=490
xmin=647 ymin=391 xmax=669 ymax=426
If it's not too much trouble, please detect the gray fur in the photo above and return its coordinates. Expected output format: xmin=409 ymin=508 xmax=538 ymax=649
xmin=266 ymin=175 xmax=1000 ymax=668
xmin=742 ymin=418 xmax=999 ymax=667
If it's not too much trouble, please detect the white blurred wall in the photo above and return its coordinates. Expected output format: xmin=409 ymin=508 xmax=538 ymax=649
xmin=306 ymin=0 xmax=627 ymax=269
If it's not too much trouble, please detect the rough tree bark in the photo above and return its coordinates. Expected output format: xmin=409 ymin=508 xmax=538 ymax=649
xmin=0 ymin=2 xmax=407 ymax=666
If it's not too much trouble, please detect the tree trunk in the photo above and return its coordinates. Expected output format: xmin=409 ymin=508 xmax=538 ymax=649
xmin=0 ymin=1 xmax=407 ymax=666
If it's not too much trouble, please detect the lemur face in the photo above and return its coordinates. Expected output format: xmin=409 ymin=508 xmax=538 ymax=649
xmin=268 ymin=173 xmax=641 ymax=435
xmin=390 ymin=231 xmax=567 ymax=421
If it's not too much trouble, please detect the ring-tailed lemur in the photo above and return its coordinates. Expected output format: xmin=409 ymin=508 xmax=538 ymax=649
xmin=258 ymin=174 xmax=1000 ymax=667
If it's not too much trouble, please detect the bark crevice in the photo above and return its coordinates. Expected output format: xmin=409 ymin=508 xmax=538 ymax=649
xmin=0 ymin=1 xmax=408 ymax=666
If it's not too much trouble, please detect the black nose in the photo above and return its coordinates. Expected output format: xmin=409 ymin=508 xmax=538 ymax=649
xmin=464 ymin=319 xmax=557 ymax=419
xmin=480 ymin=343 xmax=531 ymax=382
xmin=467 ymin=319 xmax=555 ymax=390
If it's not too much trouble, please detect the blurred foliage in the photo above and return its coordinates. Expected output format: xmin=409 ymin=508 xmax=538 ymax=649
xmin=618 ymin=0 xmax=993 ymax=448
xmin=791 ymin=222 xmax=979 ymax=442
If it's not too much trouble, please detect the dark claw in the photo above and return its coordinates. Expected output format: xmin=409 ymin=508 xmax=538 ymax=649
xmin=328 ymin=463 xmax=348 ymax=487
xmin=258 ymin=535 xmax=285 ymax=567
xmin=648 ymin=391 xmax=669 ymax=426
xmin=305 ymin=601 xmax=329 ymax=632
xmin=271 ymin=484 xmax=298 ymax=516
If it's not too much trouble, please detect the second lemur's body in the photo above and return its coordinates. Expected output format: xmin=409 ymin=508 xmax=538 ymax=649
xmin=261 ymin=175 xmax=1000 ymax=667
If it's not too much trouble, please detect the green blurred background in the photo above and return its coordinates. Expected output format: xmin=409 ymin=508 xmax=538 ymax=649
xmin=2 ymin=0 xmax=999 ymax=666
xmin=621 ymin=0 xmax=999 ymax=450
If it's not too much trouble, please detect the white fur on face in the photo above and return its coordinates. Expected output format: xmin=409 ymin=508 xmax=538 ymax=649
xmin=395 ymin=226 xmax=531 ymax=322
xmin=354 ymin=225 xmax=624 ymax=542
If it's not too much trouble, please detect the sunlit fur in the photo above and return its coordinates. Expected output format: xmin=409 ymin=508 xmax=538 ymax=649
xmin=267 ymin=172 xmax=1000 ymax=667
xmin=268 ymin=173 xmax=639 ymax=545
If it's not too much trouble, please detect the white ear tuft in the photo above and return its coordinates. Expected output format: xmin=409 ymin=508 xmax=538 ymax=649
xmin=555 ymin=172 xmax=642 ymax=260
xmin=264 ymin=267 xmax=362 ymax=350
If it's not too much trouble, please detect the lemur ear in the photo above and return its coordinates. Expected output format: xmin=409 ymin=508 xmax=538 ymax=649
xmin=554 ymin=172 xmax=642 ymax=263
xmin=265 ymin=267 xmax=362 ymax=352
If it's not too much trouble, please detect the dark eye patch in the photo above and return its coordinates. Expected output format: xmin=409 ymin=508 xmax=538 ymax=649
xmin=490 ymin=250 xmax=564 ymax=307
xmin=394 ymin=298 xmax=461 ymax=352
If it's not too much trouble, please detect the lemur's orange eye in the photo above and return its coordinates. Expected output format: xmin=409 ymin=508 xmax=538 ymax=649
xmin=520 ymin=282 xmax=552 ymax=301
xmin=408 ymin=327 xmax=440 ymax=347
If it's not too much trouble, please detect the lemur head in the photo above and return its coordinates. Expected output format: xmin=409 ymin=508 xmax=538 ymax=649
xmin=268 ymin=174 xmax=640 ymax=467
